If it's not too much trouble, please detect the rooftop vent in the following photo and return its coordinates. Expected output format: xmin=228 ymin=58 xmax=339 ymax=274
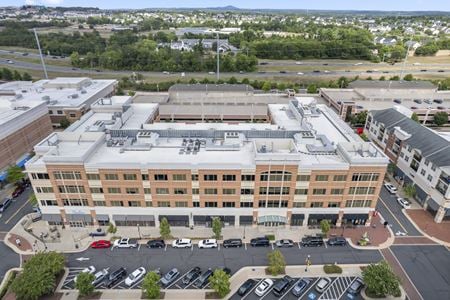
xmin=42 ymin=95 xmax=50 ymax=101
xmin=15 ymin=94 xmax=23 ymax=99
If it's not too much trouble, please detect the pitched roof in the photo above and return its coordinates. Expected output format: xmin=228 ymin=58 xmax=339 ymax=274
xmin=371 ymin=108 xmax=450 ymax=167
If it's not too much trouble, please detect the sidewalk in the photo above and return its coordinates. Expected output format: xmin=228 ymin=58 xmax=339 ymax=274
xmin=405 ymin=209 xmax=450 ymax=245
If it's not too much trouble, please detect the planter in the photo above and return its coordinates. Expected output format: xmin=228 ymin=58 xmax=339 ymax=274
xmin=361 ymin=286 xmax=406 ymax=300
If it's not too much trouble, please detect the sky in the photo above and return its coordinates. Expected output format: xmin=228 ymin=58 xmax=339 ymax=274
xmin=8 ymin=0 xmax=450 ymax=11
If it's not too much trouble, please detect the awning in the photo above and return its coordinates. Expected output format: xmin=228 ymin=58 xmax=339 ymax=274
xmin=96 ymin=214 xmax=110 ymax=221
xmin=257 ymin=215 xmax=287 ymax=224
xmin=0 ymin=171 xmax=7 ymax=182
xmin=125 ymin=215 xmax=155 ymax=222
xmin=309 ymin=214 xmax=339 ymax=220
xmin=16 ymin=153 xmax=32 ymax=168
xmin=159 ymin=215 xmax=189 ymax=221
xmin=113 ymin=215 xmax=127 ymax=221
xmin=343 ymin=214 xmax=369 ymax=220
xmin=66 ymin=214 xmax=92 ymax=222
xmin=42 ymin=214 xmax=62 ymax=222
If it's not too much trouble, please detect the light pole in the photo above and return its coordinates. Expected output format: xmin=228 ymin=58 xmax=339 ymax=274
xmin=137 ymin=224 xmax=141 ymax=239
xmin=243 ymin=224 xmax=246 ymax=240
xmin=216 ymin=32 xmax=220 ymax=81
xmin=33 ymin=28 xmax=48 ymax=79
xmin=305 ymin=254 xmax=311 ymax=272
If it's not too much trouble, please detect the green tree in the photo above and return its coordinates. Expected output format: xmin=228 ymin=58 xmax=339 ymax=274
xmin=212 ymin=217 xmax=222 ymax=239
xmin=362 ymin=261 xmax=401 ymax=298
xmin=75 ymin=272 xmax=95 ymax=297
xmin=350 ymin=111 xmax=368 ymax=126
xmin=59 ymin=117 xmax=71 ymax=129
xmin=227 ymin=76 xmax=238 ymax=84
xmin=12 ymin=70 xmax=22 ymax=80
xmin=142 ymin=271 xmax=161 ymax=299
xmin=307 ymin=84 xmax=318 ymax=94
xmin=320 ymin=219 xmax=331 ymax=237
xmin=262 ymin=81 xmax=271 ymax=92
xmin=107 ymin=223 xmax=117 ymax=234
xmin=411 ymin=112 xmax=419 ymax=123
xmin=159 ymin=217 xmax=171 ymax=239
xmin=22 ymin=72 xmax=32 ymax=81
xmin=403 ymin=74 xmax=414 ymax=81
xmin=7 ymin=165 xmax=24 ymax=183
xmin=1 ymin=68 xmax=13 ymax=80
xmin=267 ymin=250 xmax=286 ymax=276
xmin=403 ymin=184 xmax=416 ymax=199
xmin=433 ymin=111 xmax=448 ymax=126
xmin=29 ymin=193 xmax=38 ymax=205
xmin=209 ymin=269 xmax=231 ymax=298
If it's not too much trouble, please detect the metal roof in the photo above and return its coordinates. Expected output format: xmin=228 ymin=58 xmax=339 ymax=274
xmin=168 ymin=84 xmax=254 ymax=93
xmin=349 ymin=80 xmax=436 ymax=90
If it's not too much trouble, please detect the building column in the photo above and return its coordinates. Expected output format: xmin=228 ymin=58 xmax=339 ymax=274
xmin=234 ymin=216 xmax=239 ymax=228
xmin=90 ymin=210 xmax=98 ymax=226
xmin=434 ymin=206 xmax=446 ymax=223
xmin=365 ymin=210 xmax=373 ymax=227
xmin=60 ymin=209 xmax=68 ymax=226
xmin=336 ymin=210 xmax=344 ymax=227
xmin=252 ymin=210 xmax=258 ymax=228
xmin=154 ymin=215 xmax=160 ymax=228
xmin=422 ymin=195 xmax=431 ymax=210
xmin=286 ymin=211 xmax=292 ymax=229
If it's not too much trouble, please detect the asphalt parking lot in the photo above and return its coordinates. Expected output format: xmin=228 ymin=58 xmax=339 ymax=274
xmin=229 ymin=276 xmax=364 ymax=300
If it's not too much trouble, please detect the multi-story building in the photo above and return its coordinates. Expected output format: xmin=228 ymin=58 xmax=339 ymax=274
xmin=26 ymin=96 xmax=388 ymax=229
xmin=365 ymin=107 xmax=450 ymax=223
xmin=0 ymin=82 xmax=53 ymax=178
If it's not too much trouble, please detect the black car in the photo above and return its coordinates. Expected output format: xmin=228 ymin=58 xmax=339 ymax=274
xmin=194 ymin=269 xmax=213 ymax=288
xmin=300 ymin=236 xmax=324 ymax=247
xmin=219 ymin=267 xmax=231 ymax=275
xmin=279 ymin=70 xmax=287 ymax=73
xmin=273 ymin=275 xmax=294 ymax=296
xmin=147 ymin=239 xmax=165 ymax=248
xmin=0 ymin=198 xmax=12 ymax=213
xmin=238 ymin=279 xmax=256 ymax=296
xmin=223 ymin=238 xmax=243 ymax=248
xmin=250 ymin=237 xmax=270 ymax=247
xmin=182 ymin=267 xmax=201 ymax=284
xmin=105 ymin=267 xmax=126 ymax=288
xmin=433 ymin=99 xmax=443 ymax=104
xmin=327 ymin=236 xmax=347 ymax=246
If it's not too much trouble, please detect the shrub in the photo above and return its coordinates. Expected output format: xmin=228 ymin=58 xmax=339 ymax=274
xmin=323 ymin=264 xmax=343 ymax=274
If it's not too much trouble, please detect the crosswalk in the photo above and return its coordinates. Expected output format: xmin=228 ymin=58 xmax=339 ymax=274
xmin=319 ymin=277 xmax=355 ymax=300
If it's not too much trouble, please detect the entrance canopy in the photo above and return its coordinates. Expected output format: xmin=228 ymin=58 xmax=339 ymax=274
xmin=257 ymin=215 xmax=287 ymax=224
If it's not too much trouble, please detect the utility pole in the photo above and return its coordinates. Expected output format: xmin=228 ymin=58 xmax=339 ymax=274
xmin=33 ymin=28 xmax=48 ymax=79
xmin=216 ymin=32 xmax=220 ymax=81
xmin=400 ymin=41 xmax=412 ymax=81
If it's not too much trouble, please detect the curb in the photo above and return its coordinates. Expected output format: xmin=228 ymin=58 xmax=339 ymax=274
xmin=401 ymin=210 xmax=450 ymax=247
xmin=0 ymin=267 xmax=21 ymax=295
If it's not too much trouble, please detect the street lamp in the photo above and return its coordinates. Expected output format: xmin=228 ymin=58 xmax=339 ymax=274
xmin=137 ymin=224 xmax=141 ymax=239
xmin=305 ymin=254 xmax=311 ymax=272
xmin=243 ymin=224 xmax=246 ymax=240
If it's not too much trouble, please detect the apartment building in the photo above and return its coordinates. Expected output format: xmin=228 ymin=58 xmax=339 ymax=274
xmin=26 ymin=96 xmax=388 ymax=229
xmin=0 ymin=82 xmax=53 ymax=177
xmin=365 ymin=107 xmax=450 ymax=223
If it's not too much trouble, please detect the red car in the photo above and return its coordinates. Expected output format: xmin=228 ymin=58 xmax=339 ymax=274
xmin=12 ymin=186 xmax=25 ymax=198
xmin=90 ymin=240 xmax=111 ymax=249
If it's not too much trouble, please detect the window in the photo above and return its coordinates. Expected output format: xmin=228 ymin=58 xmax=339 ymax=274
xmin=296 ymin=174 xmax=310 ymax=181
xmin=63 ymin=199 xmax=89 ymax=206
xmin=53 ymin=171 xmax=82 ymax=180
xmin=90 ymin=187 xmax=103 ymax=194
xmin=420 ymin=169 xmax=426 ymax=176
xmin=156 ymin=188 xmax=169 ymax=195
xmin=351 ymin=173 xmax=379 ymax=181
xmin=333 ymin=175 xmax=347 ymax=181
xmin=128 ymin=201 xmax=140 ymax=207
xmin=123 ymin=174 xmax=137 ymax=180
xmin=191 ymin=174 xmax=199 ymax=181
xmin=349 ymin=187 xmax=376 ymax=195
xmin=222 ymin=188 xmax=236 ymax=195
xmin=173 ymin=174 xmax=187 ymax=181
xmin=315 ymin=175 xmax=329 ymax=181
xmin=31 ymin=173 xmax=50 ymax=180
xmin=86 ymin=173 xmax=100 ymax=180
xmin=58 ymin=185 xmax=85 ymax=193
xmin=328 ymin=202 xmax=340 ymax=208
xmin=240 ymin=188 xmax=254 ymax=195
xmin=310 ymin=202 xmax=323 ymax=208
xmin=48 ymin=110 xmax=53 ymax=115
xmin=404 ymin=156 xmax=410 ymax=162
xmin=142 ymin=174 xmax=149 ymax=181
xmin=174 ymin=188 xmax=187 ymax=195
xmin=204 ymin=174 xmax=217 ymax=181
xmin=111 ymin=201 xmax=124 ymax=207
xmin=259 ymin=187 xmax=290 ymax=195
xmin=144 ymin=188 xmax=151 ymax=194
xmin=104 ymin=173 xmax=119 ymax=180
xmin=222 ymin=174 xmax=236 ymax=181
xmin=427 ymin=175 xmax=433 ymax=182
xmin=223 ymin=202 xmax=236 ymax=207
xmin=107 ymin=187 xmax=121 ymax=194
xmin=154 ymin=174 xmax=168 ymax=181
xmin=295 ymin=188 xmax=308 ymax=195
xmin=40 ymin=200 xmax=57 ymax=206
xmin=205 ymin=202 xmax=218 ymax=208
xmin=431 ymin=164 xmax=436 ymax=171
xmin=145 ymin=201 xmax=153 ymax=207
xmin=331 ymin=188 xmax=344 ymax=195
xmin=424 ymin=159 xmax=430 ymax=166
xmin=240 ymin=202 xmax=253 ymax=207
xmin=193 ymin=202 xmax=200 ymax=207
xmin=36 ymin=187 xmax=54 ymax=193
xmin=345 ymin=200 xmax=372 ymax=207
xmin=57 ymin=110 xmax=63 ymax=115
xmin=175 ymin=201 xmax=188 ymax=207
xmin=258 ymin=200 xmax=266 ymax=207
xmin=126 ymin=187 xmax=139 ymax=194
xmin=293 ymin=202 xmax=306 ymax=208
xmin=241 ymin=174 xmax=255 ymax=181
xmin=93 ymin=201 xmax=106 ymax=206
xmin=260 ymin=171 xmax=292 ymax=181
xmin=69 ymin=113 xmax=76 ymax=118
xmin=312 ymin=188 xmax=326 ymax=195
xmin=204 ymin=188 xmax=218 ymax=195
xmin=157 ymin=201 xmax=170 ymax=207
xmin=192 ymin=188 xmax=199 ymax=195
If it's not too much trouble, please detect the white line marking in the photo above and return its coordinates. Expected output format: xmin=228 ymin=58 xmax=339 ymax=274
xmin=297 ymin=242 xmax=301 ymax=249
xmin=279 ymin=279 xmax=300 ymax=300
xmin=110 ymin=278 xmax=126 ymax=289
xmin=241 ymin=279 xmax=264 ymax=300
xmin=244 ymin=243 xmax=247 ymax=250
xmin=378 ymin=197 xmax=408 ymax=233
xmin=138 ymin=244 xmax=141 ymax=251
xmin=271 ymin=243 xmax=274 ymax=250
xmin=5 ymin=199 xmax=30 ymax=224
xmin=164 ymin=244 xmax=167 ymax=251
xmin=297 ymin=278 xmax=318 ymax=300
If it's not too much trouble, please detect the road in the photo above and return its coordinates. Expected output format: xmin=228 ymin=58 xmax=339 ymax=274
xmin=0 ymin=188 xmax=33 ymax=232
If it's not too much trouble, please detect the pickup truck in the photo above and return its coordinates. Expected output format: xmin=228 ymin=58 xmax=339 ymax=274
xmin=113 ymin=238 xmax=138 ymax=249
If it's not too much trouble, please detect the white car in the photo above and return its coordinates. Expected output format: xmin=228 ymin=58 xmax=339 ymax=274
xmin=198 ymin=239 xmax=218 ymax=249
xmin=255 ymin=278 xmax=273 ymax=296
xmin=92 ymin=269 xmax=109 ymax=286
xmin=74 ymin=266 xmax=96 ymax=283
xmin=397 ymin=197 xmax=411 ymax=209
xmin=384 ymin=182 xmax=397 ymax=194
xmin=295 ymin=61 xmax=302 ymax=65
xmin=125 ymin=267 xmax=146 ymax=286
xmin=315 ymin=277 xmax=331 ymax=293
xmin=172 ymin=238 xmax=192 ymax=248
xmin=113 ymin=238 xmax=138 ymax=248
xmin=354 ymin=62 xmax=363 ymax=66
xmin=297 ymin=72 xmax=304 ymax=75
xmin=324 ymin=70 xmax=330 ymax=73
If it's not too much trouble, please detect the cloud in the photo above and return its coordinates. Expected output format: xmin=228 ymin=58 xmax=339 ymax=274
xmin=25 ymin=0 xmax=36 ymax=4
xmin=24 ymin=0 xmax=64 ymax=5
xmin=42 ymin=0 xmax=64 ymax=4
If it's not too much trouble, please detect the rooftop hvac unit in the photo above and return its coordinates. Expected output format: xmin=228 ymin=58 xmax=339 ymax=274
xmin=42 ymin=95 xmax=50 ymax=101
xmin=15 ymin=94 xmax=23 ymax=99
xmin=81 ymin=89 xmax=87 ymax=94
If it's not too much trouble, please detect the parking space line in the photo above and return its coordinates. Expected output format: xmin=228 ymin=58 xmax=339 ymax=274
xmin=191 ymin=245 xmax=194 ymax=251
xmin=203 ymin=282 xmax=210 ymax=289
xmin=244 ymin=243 xmax=247 ymax=250
xmin=298 ymin=278 xmax=318 ymax=300
xmin=297 ymin=242 xmax=301 ymax=249
xmin=138 ymin=244 xmax=141 ymax=251
xmin=242 ymin=279 xmax=264 ymax=300
xmin=271 ymin=243 xmax=274 ymax=250
xmin=279 ymin=279 xmax=300 ymax=300
xmin=184 ymin=279 xmax=198 ymax=289
xmin=338 ymin=277 xmax=357 ymax=299
xmin=259 ymin=285 xmax=275 ymax=300
xmin=164 ymin=244 xmax=167 ymax=251
xmin=110 ymin=278 xmax=126 ymax=289
xmin=324 ymin=242 xmax=328 ymax=249
xmin=218 ymin=243 xmax=220 ymax=251
xmin=378 ymin=197 xmax=408 ymax=233
xmin=129 ymin=277 xmax=145 ymax=289
xmin=166 ymin=271 xmax=190 ymax=289
xmin=175 ymin=284 xmax=182 ymax=289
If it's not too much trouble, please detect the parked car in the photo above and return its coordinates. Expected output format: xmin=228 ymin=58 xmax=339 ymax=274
xmin=275 ymin=239 xmax=294 ymax=248
xmin=217 ymin=267 xmax=231 ymax=275
xmin=182 ymin=267 xmax=201 ymax=284
xmin=12 ymin=186 xmax=25 ymax=198
xmin=413 ymin=99 xmax=422 ymax=104
xmin=315 ymin=277 xmax=331 ymax=293
xmin=433 ymin=99 xmax=443 ymax=104
xmin=393 ymin=99 xmax=402 ymax=104
xmin=105 ymin=267 xmax=127 ymax=288
xmin=272 ymin=275 xmax=294 ymax=296
xmin=255 ymin=278 xmax=274 ymax=296
xmin=0 ymin=198 xmax=12 ymax=213
xmin=89 ymin=228 xmax=106 ymax=237
xmin=147 ymin=239 xmax=165 ymax=248
xmin=172 ymin=239 xmax=192 ymax=248
xmin=92 ymin=269 xmax=109 ymax=286
xmin=397 ymin=197 xmax=411 ymax=209
xmin=300 ymin=236 xmax=324 ymax=247
xmin=113 ymin=238 xmax=138 ymax=248
xmin=348 ymin=277 xmax=365 ymax=294
xmin=160 ymin=268 xmax=179 ymax=287
xmin=238 ymin=279 xmax=256 ymax=296
xmin=91 ymin=240 xmax=111 ymax=249
xmin=384 ymin=182 xmax=397 ymax=194
xmin=292 ymin=278 xmax=311 ymax=296
xmin=223 ymin=238 xmax=243 ymax=248
xmin=194 ymin=268 xmax=213 ymax=288
xmin=250 ymin=237 xmax=270 ymax=247
xmin=125 ymin=267 xmax=146 ymax=287
xmin=327 ymin=237 xmax=347 ymax=246
xmin=198 ymin=239 xmax=218 ymax=249
xmin=74 ymin=266 xmax=96 ymax=283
